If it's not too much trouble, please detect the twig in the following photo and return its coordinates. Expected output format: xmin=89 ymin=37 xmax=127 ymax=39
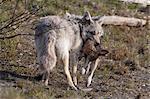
xmin=12 ymin=0 xmax=19 ymax=20
xmin=0 ymin=12 xmax=31 ymax=34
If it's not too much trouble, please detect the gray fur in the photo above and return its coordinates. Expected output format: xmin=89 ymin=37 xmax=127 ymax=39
xmin=34 ymin=11 xmax=104 ymax=90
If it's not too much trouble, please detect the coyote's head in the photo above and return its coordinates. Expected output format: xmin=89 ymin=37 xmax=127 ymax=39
xmin=65 ymin=11 xmax=104 ymax=44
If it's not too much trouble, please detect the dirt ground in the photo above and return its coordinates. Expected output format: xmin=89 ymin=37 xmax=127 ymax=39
xmin=0 ymin=58 xmax=150 ymax=99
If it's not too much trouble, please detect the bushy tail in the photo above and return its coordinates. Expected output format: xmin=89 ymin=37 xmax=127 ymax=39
xmin=35 ymin=30 xmax=57 ymax=71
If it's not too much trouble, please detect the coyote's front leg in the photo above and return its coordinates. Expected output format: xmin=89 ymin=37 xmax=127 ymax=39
xmin=87 ymin=58 xmax=100 ymax=87
xmin=73 ymin=64 xmax=78 ymax=86
xmin=63 ymin=52 xmax=78 ymax=90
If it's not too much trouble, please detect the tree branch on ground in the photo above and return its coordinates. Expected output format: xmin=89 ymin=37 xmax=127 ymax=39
xmin=100 ymin=16 xmax=147 ymax=26
xmin=120 ymin=0 xmax=150 ymax=6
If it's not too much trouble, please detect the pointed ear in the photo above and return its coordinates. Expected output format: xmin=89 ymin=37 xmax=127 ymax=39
xmin=65 ymin=11 xmax=71 ymax=18
xmin=98 ymin=19 xmax=103 ymax=26
xmin=82 ymin=11 xmax=94 ymax=23
xmin=92 ymin=16 xmax=101 ymax=21
xmin=92 ymin=16 xmax=103 ymax=25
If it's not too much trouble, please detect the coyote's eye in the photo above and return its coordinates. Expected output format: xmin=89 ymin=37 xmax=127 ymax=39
xmin=89 ymin=31 xmax=95 ymax=35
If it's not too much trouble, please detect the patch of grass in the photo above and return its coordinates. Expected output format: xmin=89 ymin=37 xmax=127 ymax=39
xmin=109 ymin=46 xmax=128 ymax=61
xmin=0 ymin=65 xmax=36 ymax=76
xmin=62 ymin=90 xmax=79 ymax=98
xmin=101 ymin=64 xmax=112 ymax=79
xmin=127 ymin=3 xmax=140 ymax=10
xmin=15 ymin=80 xmax=55 ymax=99
xmin=0 ymin=36 xmax=20 ymax=61
xmin=0 ymin=87 xmax=25 ymax=99
xmin=0 ymin=80 xmax=56 ymax=99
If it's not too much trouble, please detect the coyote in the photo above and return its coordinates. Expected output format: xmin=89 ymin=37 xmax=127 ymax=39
xmin=35 ymin=11 xmax=104 ymax=90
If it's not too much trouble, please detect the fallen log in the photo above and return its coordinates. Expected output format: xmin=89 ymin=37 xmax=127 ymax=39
xmin=65 ymin=12 xmax=147 ymax=27
xmin=120 ymin=0 xmax=150 ymax=6
xmin=100 ymin=16 xmax=147 ymax=26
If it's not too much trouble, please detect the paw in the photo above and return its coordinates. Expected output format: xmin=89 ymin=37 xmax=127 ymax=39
xmin=82 ymin=68 xmax=86 ymax=75
xmin=73 ymin=76 xmax=78 ymax=86
xmin=44 ymin=80 xmax=49 ymax=86
xmin=87 ymin=76 xmax=92 ymax=87
xmin=67 ymin=85 xmax=79 ymax=91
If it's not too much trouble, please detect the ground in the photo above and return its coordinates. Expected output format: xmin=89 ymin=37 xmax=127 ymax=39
xmin=0 ymin=58 xmax=150 ymax=99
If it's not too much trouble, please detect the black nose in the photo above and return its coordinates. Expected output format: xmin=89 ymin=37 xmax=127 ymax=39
xmin=95 ymin=42 xmax=99 ymax=46
xmin=101 ymin=35 xmax=104 ymax=38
